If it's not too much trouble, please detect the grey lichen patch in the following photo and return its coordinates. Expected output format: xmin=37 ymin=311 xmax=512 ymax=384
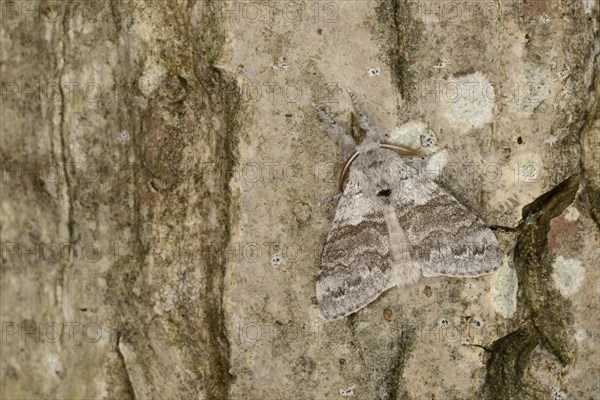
xmin=563 ymin=205 xmax=580 ymax=222
xmin=138 ymin=56 xmax=168 ymax=97
xmin=440 ymin=72 xmax=495 ymax=132
xmin=551 ymin=256 xmax=585 ymax=297
xmin=491 ymin=261 xmax=518 ymax=318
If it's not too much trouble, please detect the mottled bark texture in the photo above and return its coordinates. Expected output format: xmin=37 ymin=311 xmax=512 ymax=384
xmin=1 ymin=1 xmax=247 ymax=399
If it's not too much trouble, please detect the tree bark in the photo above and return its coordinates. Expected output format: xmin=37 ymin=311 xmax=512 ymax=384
xmin=1 ymin=1 xmax=598 ymax=399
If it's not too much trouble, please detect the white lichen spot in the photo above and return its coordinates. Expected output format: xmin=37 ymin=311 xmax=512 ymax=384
xmin=138 ymin=57 xmax=167 ymax=97
xmin=434 ymin=59 xmax=448 ymax=70
xmin=544 ymin=135 xmax=560 ymax=146
xmin=575 ymin=327 xmax=588 ymax=342
xmin=554 ymin=66 xmax=571 ymax=81
xmin=539 ymin=14 xmax=551 ymax=23
xmin=583 ymin=0 xmax=596 ymax=14
xmin=552 ymin=256 xmax=584 ymax=297
xmin=564 ymin=206 xmax=580 ymax=222
xmin=68 ymin=142 xmax=87 ymax=164
xmin=420 ymin=130 xmax=437 ymax=147
xmin=271 ymin=254 xmax=284 ymax=267
xmin=491 ymin=261 xmax=518 ymax=318
xmin=43 ymin=353 xmax=62 ymax=376
xmin=271 ymin=63 xmax=288 ymax=71
xmin=551 ymin=387 xmax=567 ymax=400
xmin=367 ymin=67 xmax=380 ymax=77
xmin=117 ymin=131 xmax=130 ymax=144
xmin=339 ymin=385 xmax=355 ymax=397
xmin=390 ymin=120 xmax=440 ymax=154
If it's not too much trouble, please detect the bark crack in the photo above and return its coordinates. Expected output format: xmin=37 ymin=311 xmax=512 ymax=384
xmin=482 ymin=175 xmax=579 ymax=399
xmin=116 ymin=333 xmax=138 ymax=400
xmin=56 ymin=4 xmax=75 ymax=311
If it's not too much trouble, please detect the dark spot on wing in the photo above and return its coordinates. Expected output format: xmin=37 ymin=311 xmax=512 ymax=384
xmin=369 ymin=160 xmax=383 ymax=169
xmin=377 ymin=189 xmax=392 ymax=197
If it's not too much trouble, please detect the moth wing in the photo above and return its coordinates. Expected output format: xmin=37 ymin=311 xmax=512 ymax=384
xmin=317 ymin=178 xmax=395 ymax=319
xmin=390 ymin=159 xmax=503 ymax=278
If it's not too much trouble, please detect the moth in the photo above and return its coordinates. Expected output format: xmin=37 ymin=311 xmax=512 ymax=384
xmin=313 ymin=90 xmax=503 ymax=319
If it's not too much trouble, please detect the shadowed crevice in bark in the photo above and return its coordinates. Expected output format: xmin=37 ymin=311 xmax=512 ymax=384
xmin=482 ymin=175 xmax=579 ymax=399
xmin=194 ymin=69 xmax=244 ymax=400
xmin=483 ymin=326 xmax=543 ymax=399
xmin=347 ymin=312 xmax=416 ymax=400
xmin=384 ymin=328 xmax=416 ymax=400
xmin=581 ymin=62 xmax=600 ymax=230
xmin=116 ymin=333 xmax=137 ymax=400
xmin=375 ymin=0 xmax=424 ymax=102
xmin=56 ymin=6 xmax=76 ymax=311
xmin=190 ymin=3 xmax=248 ymax=398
